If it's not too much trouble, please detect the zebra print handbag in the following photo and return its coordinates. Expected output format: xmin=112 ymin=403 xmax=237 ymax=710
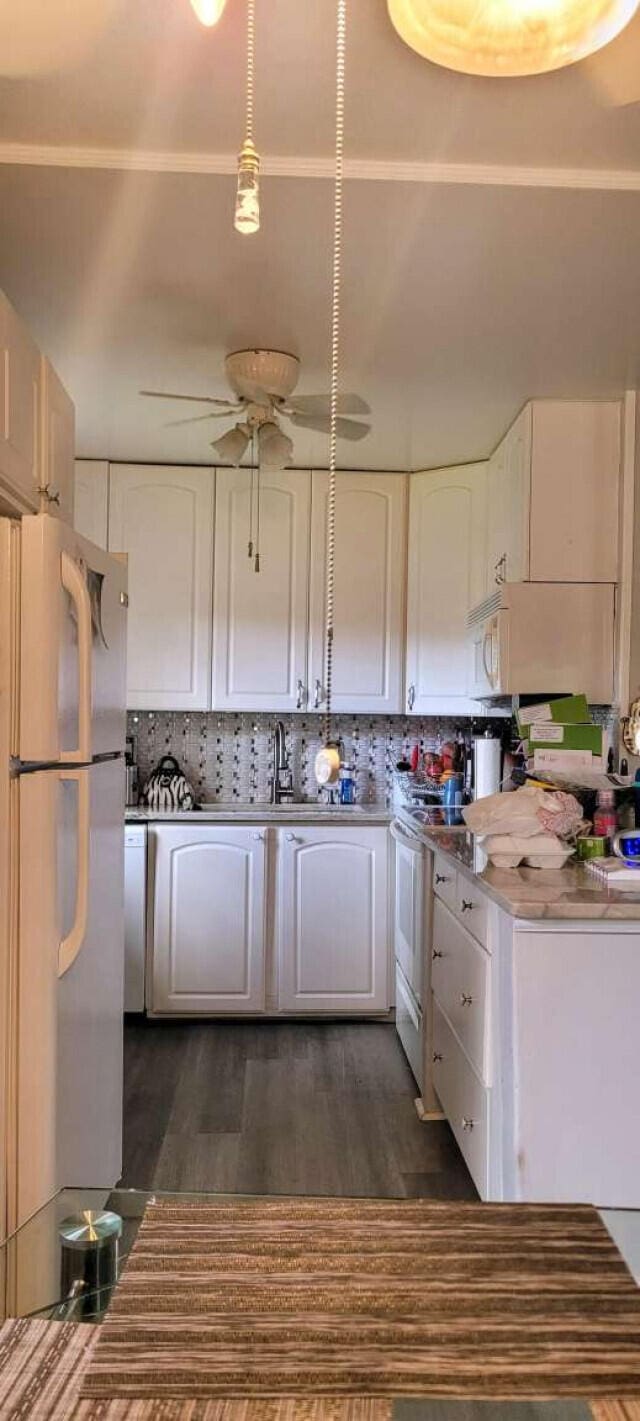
xmin=141 ymin=755 xmax=196 ymax=811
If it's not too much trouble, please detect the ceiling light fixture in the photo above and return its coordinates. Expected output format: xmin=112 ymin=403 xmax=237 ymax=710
xmin=257 ymin=422 xmax=294 ymax=470
xmin=235 ymin=0 xmax=260 ymax=235
xmin=387 ymin=0 xmax=640 ymax=76
xmin=189 ymin=0 xmax=228 ymax=25
xmin=211 ymin=423 xmax=250 ymax=464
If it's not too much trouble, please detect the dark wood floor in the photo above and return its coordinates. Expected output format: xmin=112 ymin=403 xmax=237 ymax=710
xmin=120 ymin=1017 xmax=477 ymax=1199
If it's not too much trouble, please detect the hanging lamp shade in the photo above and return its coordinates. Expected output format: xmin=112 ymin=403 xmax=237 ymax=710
xmin=190 ymin=0 xmax=228 ymax=25
xmin=387 ymin=0 xmax=640 ymax=75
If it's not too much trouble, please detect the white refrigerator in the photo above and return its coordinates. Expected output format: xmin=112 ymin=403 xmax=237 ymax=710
xmin=0 ymin=513 xmax=127 ymax=1239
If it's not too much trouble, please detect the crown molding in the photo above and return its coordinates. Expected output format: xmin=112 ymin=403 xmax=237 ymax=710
xmin=1 ymin=142 xmax=640 ymax=191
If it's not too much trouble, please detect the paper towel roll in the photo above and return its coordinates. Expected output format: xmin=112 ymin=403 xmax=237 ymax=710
xmin=474 ymin=736 xmax=501 ymax=800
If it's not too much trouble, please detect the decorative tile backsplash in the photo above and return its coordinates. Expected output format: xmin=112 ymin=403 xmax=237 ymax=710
xmin=127 ymin=712 xmax=494 ymax=806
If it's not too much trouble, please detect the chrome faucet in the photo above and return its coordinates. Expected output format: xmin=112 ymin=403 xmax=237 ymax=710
xmin=271 ymin=720 xmax=293 ymax=804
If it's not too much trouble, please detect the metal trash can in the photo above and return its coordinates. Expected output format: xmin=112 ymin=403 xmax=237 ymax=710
xmin=59 ymin=1210 xmax=122 ymax=1319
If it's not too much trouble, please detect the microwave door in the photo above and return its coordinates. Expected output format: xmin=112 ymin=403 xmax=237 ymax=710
xmin=19 ymin=515 xmax=127 ymax=765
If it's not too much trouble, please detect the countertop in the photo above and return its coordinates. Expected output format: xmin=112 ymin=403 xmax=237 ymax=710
xmin=125 ymin=802 xmax=392 ymax=826
xmin=411 ymin=819 xmax=640 ymax=921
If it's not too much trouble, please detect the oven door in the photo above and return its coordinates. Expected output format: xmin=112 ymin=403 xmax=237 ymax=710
xmin=391 ymin=818 xmax=425 ymax=1006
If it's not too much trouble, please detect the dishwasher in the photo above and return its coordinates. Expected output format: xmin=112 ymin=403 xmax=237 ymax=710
xmin=124 ymin=824 xmax=147 ymax=1012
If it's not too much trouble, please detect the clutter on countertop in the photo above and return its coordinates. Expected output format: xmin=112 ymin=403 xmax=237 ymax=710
xmin=463 ymin=784 xmax=585 ymax=868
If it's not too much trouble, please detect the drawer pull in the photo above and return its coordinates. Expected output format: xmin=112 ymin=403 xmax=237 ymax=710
xmin=435 ymin=873 xmax=450 ymax=885
xmin=432 ymin=948 xmax=443 ymax=960
xmin=460 ymin=992 xmax=473 ymax=1007
xmin=462 ymin=1117 xmax=475 ymax=1131
xmin=432 ymin=1051 xmax=443 ymax=1063
xmin=461 ymin=899 xmax=474 ymax=912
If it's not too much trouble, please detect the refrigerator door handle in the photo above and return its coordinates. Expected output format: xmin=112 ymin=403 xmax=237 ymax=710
xmin=58 ymin=768 xmax=90 ymax=977
xmin=60 ymin=551 xmax=92 ymax=764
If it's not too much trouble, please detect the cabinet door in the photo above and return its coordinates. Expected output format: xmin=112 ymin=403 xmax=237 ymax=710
xmin=0 ymin=290 xmax=40 ymax=512
xmin=74 ymin=460 xmax=109 ymax=548
xmin=308 ymin=471 xmax=407 ymax=713
xmin=150 ymin=826 xmax=266 ymax=1014
xmin=40 ymin=357 xmax=75 ymax=524
xmin=109 ymin=464 xmax=214 ymax=711
xmin=487 ymin=406 xmax=532 ymax=586
xmin=212 ymin=468 xmax=310 ymax=711
xmin=406 ymin=464 xmax=487 ymax=715
xmin=528 ymin=400 xmax=620 ymax=583
xmin=278 ymin=826 xmax=389 ymax=1013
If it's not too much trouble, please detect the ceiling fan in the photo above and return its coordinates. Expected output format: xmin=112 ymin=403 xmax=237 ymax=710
xmin=140 ymin=349 xmax=371 ymax=469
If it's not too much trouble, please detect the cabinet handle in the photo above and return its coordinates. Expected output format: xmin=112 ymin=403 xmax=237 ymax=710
xmin=313 ymin=678 xmax=323 ymax=710
xmin=435 ymin=873 xmax=449 ymax=885
xmin=285 ymin=832 xmax=299 ymax=843
xmin=251 ymin=832 xmax=264 ymax=841
xmin=462 ymin=1117 xmax=475 ymax=1131
xmin=461 ymin=899 xmax=474 ymax=913
xmin=296 ymin=678 xmax=305 ymax=710
xmin=432 ymin=1051 xmax=443 ymax=1064
xmin=407 ymin=683 xmax=416 ymax=712
xmin=460 ymin=992 xmax=473 ymax=1007
xmin=432 ymin=949 xmax=443 ymax=960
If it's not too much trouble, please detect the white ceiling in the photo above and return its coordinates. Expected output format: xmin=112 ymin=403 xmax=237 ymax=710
xmin=1 ymin=0 xmax=640 ymax=470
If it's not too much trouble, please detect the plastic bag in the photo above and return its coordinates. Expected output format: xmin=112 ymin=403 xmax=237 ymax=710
xmin=463 ymin=785 xmax=549 ymax=839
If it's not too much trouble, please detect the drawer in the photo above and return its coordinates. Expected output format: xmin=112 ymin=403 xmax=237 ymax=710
xmin=454 ymin=875 xmax=488 ymax=948
xmin=433 ymin=850 xmax=456 ymax=911
xmin=431 ymin=896 xmax=490 ymax=1079
xmin=432 ymin=1000 xmax=488 ymax=1197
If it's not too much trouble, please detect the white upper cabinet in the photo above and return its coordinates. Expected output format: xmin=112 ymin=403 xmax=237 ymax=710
xmin=308 ymin=471 xmax=407 ymax=714
xmin=406 ymin=463 xmax=488 ymax=715
xmin=212 ymin=467 xmax=311 ymax=712
xmin=74 ymin=460 xmax=109 ymax=548
xmin=109 ymin=464 xmax=214 ymax=711
xmin=483 ymin=399 xmax=620 ymax=599
xmin=0 ymin=290 xmax=41 ymax=514
xmin=39 ymin=358 xmax=75 ymax=524
xmin=277 ymin=825 xmax=389 ymax=1014
xmin=486 ymin=406 xmax=531 ymax=589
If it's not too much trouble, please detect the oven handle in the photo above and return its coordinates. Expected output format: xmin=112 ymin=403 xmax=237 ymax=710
xmin=390 ymin=819 xmax=425 ymax=854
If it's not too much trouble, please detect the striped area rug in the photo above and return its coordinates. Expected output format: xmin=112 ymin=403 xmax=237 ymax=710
xmin=80 ymin=1198 xmax=640 ymax=1403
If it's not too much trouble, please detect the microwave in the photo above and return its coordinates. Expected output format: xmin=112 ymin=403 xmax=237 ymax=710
xmin=467 ymin=582 xmax=615 ymax=703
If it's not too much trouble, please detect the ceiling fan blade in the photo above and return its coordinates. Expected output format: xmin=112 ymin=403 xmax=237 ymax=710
xmin=583 ymin=12 xmax=640 ymax=104
xmin=285 ymin=393 xmax=370 ymax=417
xmin=289 ymin=412 xmax=371 ymax=441
xmin=164 ymin=410 xmax=235 ymax=428
xmin=140 ymin=389 xmax=238 ymax=407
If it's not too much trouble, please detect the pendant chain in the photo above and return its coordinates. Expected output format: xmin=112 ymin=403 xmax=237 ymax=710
xmin=245 ymin=0 xmax=255 ymax=142
xmin=324 ymin=0 xmax=346 ymax=746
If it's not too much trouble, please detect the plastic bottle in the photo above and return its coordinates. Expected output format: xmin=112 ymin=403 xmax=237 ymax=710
xmin=593 ymin=789 xmax=617 ymax=847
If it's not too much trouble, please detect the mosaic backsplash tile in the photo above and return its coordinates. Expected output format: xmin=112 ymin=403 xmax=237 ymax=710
xmin=127 ymin=712 xmax=491 ymax=806
xmin=127 ymin=705 xmax=617 ymax=807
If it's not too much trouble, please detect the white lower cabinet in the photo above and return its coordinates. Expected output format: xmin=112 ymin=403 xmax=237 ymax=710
xmin=150 ymin=826 xmax=267 ymax=1014
xmin=277 ymin=826 xmax=390 ymax=1013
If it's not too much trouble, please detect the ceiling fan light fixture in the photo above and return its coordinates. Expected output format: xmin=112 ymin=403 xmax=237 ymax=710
xmin=387 ymin=0 xmax=640 ymax=75
xmin=189 ymin=0 xmax=228 ymax=25
xmin=211 ymin=423 xmax=250 ymax=464
xmin=257 ymin=422 xmax=293 ymax=469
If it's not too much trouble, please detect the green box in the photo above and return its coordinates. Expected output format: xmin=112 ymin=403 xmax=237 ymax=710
xmin=526 ymin=723 xmax=602 ymax=756
xmin=516 ymin=694 xmax=590 ymax=732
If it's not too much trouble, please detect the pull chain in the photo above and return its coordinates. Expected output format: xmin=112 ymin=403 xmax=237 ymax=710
xmin=254 ymin=453 xmax=261 ymax=573
xmin=323 ymin=0 xmax=347 ymax=746
xmin=248 ymin=432 xmax=255 ymax=558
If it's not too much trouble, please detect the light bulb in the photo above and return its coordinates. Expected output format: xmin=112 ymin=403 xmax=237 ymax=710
xmin=235 ymin=139 xmax=260 ymax=235
xmin=190 ymin=0 xmax=228 ymax=25
xmin=387 ymin=0 xmax=640 ymax=76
